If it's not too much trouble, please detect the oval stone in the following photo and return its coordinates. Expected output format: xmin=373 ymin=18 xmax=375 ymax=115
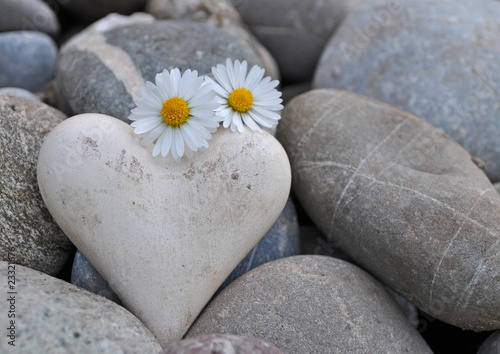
xmin=56 ymin=20 xmax=262 ymax=122
xmin=313 ymin=0 xmax=500 ymax=181
xmin=37 ymin=114 xmax=291 ymax=348
xmin=276 ymin=88 xmax=500 ymax=331
xmin=0 ymin=0 xmax=60 ymax=36
xmin=0 ymin=262 xmax=161 ymax=352
xmin=478 ymin=330 xmax=500 ymax=354
xmin=187 ymin=255 xmax=432 ymax=353
xmin=0 ymin=96 xmax=73 ymax=275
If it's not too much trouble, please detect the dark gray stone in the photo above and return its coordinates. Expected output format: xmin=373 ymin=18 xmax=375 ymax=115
xmin=281 ymin=83 xmax=311 ymax=106
xmin=0 ymin=262 xmax=162 ymax=352
xmin=231 ymin=0 xmax=346 ymax=82
xmin=276 ymin=88 xmax=500 ymax=331
xmin=0 ymin=96 xmax=73 ymax=275
xmin=187 ymin=255 xmax=432 ymax=353
xmin=56 ymin=20 xmax=262 ymax=122
xmin=164 ymin=334 xmax=284 ymax=354
xmin=0 ymin=31 xmax=57 ymax=92
xmin=479 ymin=330 xmax=500 ymax=354
xmin=56 ymin=0 xmax=147 ymax=22
xmin=0 ymin=87 xmax=41 ymax=102
xmin=313 ymin=0 xmax=500 ymax=181
xmin=71 ymin=250 xmax=122 ymax=304
xmin=0 ymin=0 xmax=60 ymax=36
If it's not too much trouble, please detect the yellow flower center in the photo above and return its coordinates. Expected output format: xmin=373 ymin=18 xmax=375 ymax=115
xmin=228 ymin=88 xmax=253 ymax=113
xmin=161 ymin=97 xmax=190 ymax=127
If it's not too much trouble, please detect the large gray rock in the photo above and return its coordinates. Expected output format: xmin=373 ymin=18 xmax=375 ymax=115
xmin=0 ymin=96 xmax=73 ymax=275
xmin=313 ymin=0 xmax=500 ymax=181
xmin=56 ymin=0 xmax=147 ymax=22
xmin=0 ymin=262 xmax=162 ymax=352
xmin=276 ymin=89 xmax=500 ymax=331
xmin=56 ymin=20 xmax=262 ymax=122
xmin=479 ymin=330 xmax=500 ymax=354
xmin=0 ymin=0 xmax=60 ymax=36
xmin=187 ymin=255 xmax=431 ymax=353
xmin=231 ymin=0 xmax=346 ymax=82
xmin=0 ymin=31 xmax=57 ymax=92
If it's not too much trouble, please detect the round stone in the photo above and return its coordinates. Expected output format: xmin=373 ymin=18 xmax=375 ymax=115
xmin=0 ymin=0 xmax=60 ymax=36
xmin=478 ymin=330 xmax=500 ymax=354
xmin=0 ymin=87 xmax=41 ymax=102
xmin=0 ymin=96 xmax=73 ymax=275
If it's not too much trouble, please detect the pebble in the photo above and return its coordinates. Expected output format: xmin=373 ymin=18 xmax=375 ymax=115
xmin=232 ymin=0 xmax=347 ymax=82
xmin=0 ymin=262 xmax=162 ymax=352
xmin=0 ymin=0 xmax=60 ymax=36
xmin=0 ymin=87 xmax=41 ymax=102
xmin=56 ymin=0 xmax=147 ymax=22
xmin=37 ymin=113 xmax=291 ymax=348
xmin=163 ymin=334 xmax=284 ymax=354
xmin=0 ymin=31 xmax=57 ymax=92
xmin=276 ymin=88 xmax=500 ymax=331
xmin=478 ymin=330 xmax=500 ymax=354
xmin=187 ymin=255 xmax=432 ymax=353
xmin=56 ymin=19 xmax=262 ymax=122
xmin=313 ymin=0 xmax=500 ymax=181
xmin=0 ymin=96 xmax=73 ymax=275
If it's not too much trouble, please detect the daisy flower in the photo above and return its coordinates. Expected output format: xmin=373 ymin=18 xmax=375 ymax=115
xmin=206 ymin=59 xmax=283 ymax=133
xmin=128 ymin=68 xmax=220 ymax=160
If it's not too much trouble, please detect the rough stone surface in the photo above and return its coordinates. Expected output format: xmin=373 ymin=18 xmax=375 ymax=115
xmin=313 ymin=0 xmax=500 ymax=181
xmin=0 ymin=87 xmax=41 ymax=102
xmin=0 ymin=0 xmax=60 ymax=36
xmin=0 ymin=262 xmax=162 ymax=352
xmin=56 ymin=0 xmax=147 ymax=22
xmin=71 ymin=250 xmax=122 ymax=304
xmin=56 ymin=20 xmax=262 ymax=122
xmin=479 ymin=330 xmax=500 ymax=354
xmin=37 ymin=113 xmax=291 ymax=348
xmin=0 ymin=31 xmax=57 ymax=92
xmin=231 ymin=0 xmax=347 ymax=82
xmin=146 ymin=0 xmax=279 ymax=80
xmin=164 ymin=334 xmax=284 ymax=354
xmin=276 ymin=88 xmax=500 ymax=331
xmin=187 ymin=255 xmax=432 ymax=353
xmin=0 ymin=96 xmax=73 ymax=275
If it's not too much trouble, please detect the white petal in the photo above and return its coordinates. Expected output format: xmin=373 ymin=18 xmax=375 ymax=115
xmin=170 ymin=68 xmax=181 ymax=96
xmin=226 ymin=59 xmax=239 ymax=89
xmin=180 ymin=124 xmax=198 ymax=151
xmin=161 ymin=127 xmax=173 ymax=157
xmin=153 ymin=128 xmax=168 ymax=157
xmin=141 ymin=124 xmax=166 ymax=146
xmin=242 ymin=113 xmax=262 ymax=133
xmin=252 ymin=106 xmax=281 ymax=120
xmin=245 ymin=65 xmax=266 ymax=90
xmin=174 ymin=129 xmax=185 ymax=159
xmin=212 ymin=64 xmax=233 ymax=92
xmin=239 ymin=60 xmax=248 ymax=87
xmin=133 ymin=117 xmax=163 ymax=134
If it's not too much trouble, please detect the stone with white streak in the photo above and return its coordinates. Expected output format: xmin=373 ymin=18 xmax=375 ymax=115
xmin=37 ymin=113 xmax=291 ymax=348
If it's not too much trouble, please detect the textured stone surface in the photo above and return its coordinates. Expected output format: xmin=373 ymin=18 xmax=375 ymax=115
xmin=276 ymin=88 xmax=500 ymax=331
xmin=0 ymin=262 xmax=162 ymax=352
xmin=0 ymin=96 xmax=73 ymax=275
xmin=187 ymin=255 xmax=432 ymax=353
xmin=0 ymin=87 xmax=41 ymax=102
xmin=164 ymin=334 xmax=284 ymax=354
xmin=146 ymin=0 xmax=279 ymax=80
xmin=478 ymin=330 xmax=500 ymax=354
xmin=313 ymin=0 xmax=500 ymax=181
xmin=0 ymin=31 xmax=57 ymax=92
xmin=0 ymin=0 xmax=60 ymax=36
xmin=37 ymin=113 xmax=291 ymax=348
xmin=232 ymin=0 xmax=346 ymax=82
xmin=57 ymin=20 xmax=262 ymax=122
xmin=56 ymin=0 xmax=147 ymax=22
xmin=71 ymin=250 xmax=121 ymax=304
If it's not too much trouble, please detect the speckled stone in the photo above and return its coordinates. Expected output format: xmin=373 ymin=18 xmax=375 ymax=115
xmin=71 ymin=250 xmax=121 ymax=304
xmin=478 ymin=330 xmax=500 ymax=354
xmin=0 ymin=262 xmax=162 ymax=352
xmin=0 ymin=87 xmax=41 ymax=102
xmin=313 ymin=0 xmax=500 ymax=181
xmin=0 ymin=31 xmax=57 ymax=92
xmin=56 ymin=0 xmax=147 ymax=22
xmin=0 ymin=0 xmax=60 ymax=36
xmin=277 ymin=88 xmax=500 ymax=331
xmin=187 ymin=256 xmax=432 ymax=353
xmin=56 ymin=20 xmax=262 ymax=122
xmin=0 ymin=96 xmax=73 ymax=275
xmin=163 ymin=334 xmax=284 ymax=354
xmin=231 ymin=0 xmax=347 ymax=82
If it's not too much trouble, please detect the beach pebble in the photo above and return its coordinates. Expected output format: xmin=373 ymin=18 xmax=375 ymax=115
xmin=0 ymin=87 xmax=41 ymax=102
xmin=0 ymin=0 xmax=60 ymax=36
xmin=478 ymin=330 xmax=500 ymax=354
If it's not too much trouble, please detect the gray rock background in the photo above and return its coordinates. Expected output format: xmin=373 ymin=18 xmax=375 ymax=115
xmin=0 ymin=0 xmax=60 ymax=36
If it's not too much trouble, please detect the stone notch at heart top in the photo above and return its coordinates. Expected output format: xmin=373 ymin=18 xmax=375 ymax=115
xmin=37 ymin=113 xmax=291 ymax=348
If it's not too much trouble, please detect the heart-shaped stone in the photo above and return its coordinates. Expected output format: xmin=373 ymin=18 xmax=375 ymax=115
xmin=37 ymin=114 xmax=291 ymax=348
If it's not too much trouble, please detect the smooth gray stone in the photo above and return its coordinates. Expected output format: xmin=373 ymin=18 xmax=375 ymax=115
xmin=0 ymin=87 xmax=41 ymax=101
xmin=276 ymin=88 xmax=500 ymax=331
xmin=0 ymin=262 xmax=162 ymax=352
xmin=163 ymin=334 xmax=284 ymax=354
xmin=187 ymin=256 xmax=432 ymax=354
xmin=0 ymin=96 xmax=73 ymax=275
xmin=0 ymin=0 xmax=60 ymax=36
xmin=56 ymin=20 xmax=261 ymax=122
xmin=231 ymin=0 xmax=346 ymax=82
xmin=0 ymin=31 xmax=57 ymax=92
xmin=313 ymin=0 xmax=500 ymax=181
xmin=55 ymin=0 xmax=147 ymax=22
xmin=479 ymin=330 xmax=500 ymax=354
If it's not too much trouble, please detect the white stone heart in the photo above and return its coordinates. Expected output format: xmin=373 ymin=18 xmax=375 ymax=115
xmin=37 ymin=113 xmax=291 ymax=348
